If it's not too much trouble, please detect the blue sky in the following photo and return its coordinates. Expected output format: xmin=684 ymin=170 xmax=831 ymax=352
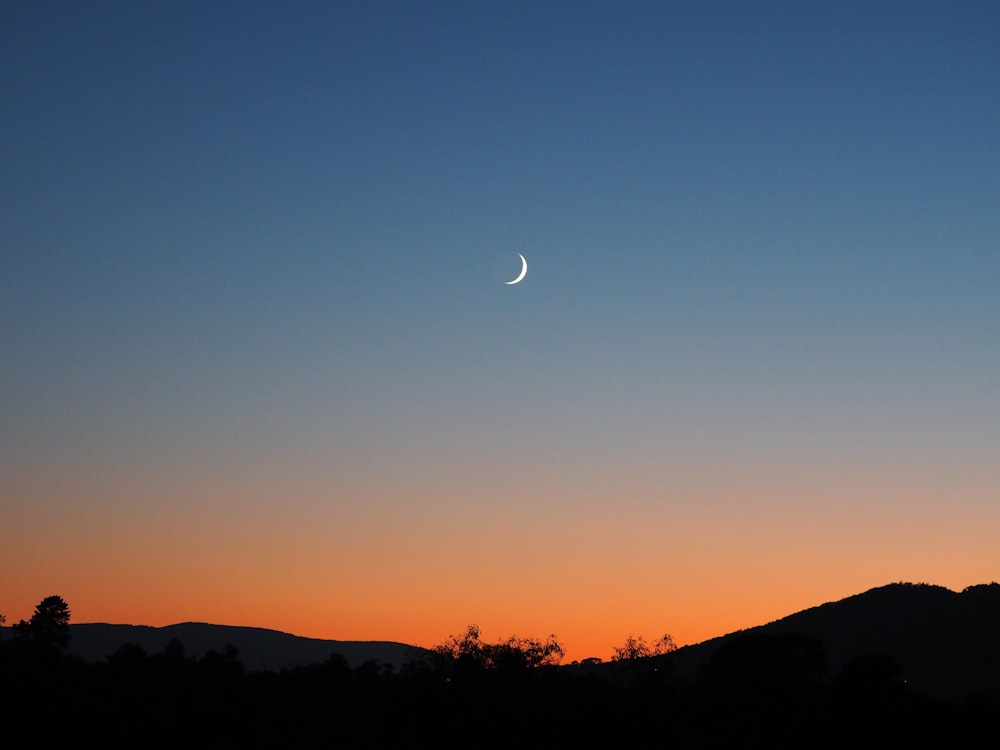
xmin=3 ymin=1 xmax=999 ymax=656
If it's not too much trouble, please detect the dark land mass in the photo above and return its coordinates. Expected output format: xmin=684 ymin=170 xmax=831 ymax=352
xmin=63 ymin=622 xmax=428 ymax=671
xmin=653 ymin=581 xmax=1000 ymax=701
xmin=4 ymin=581 xmax=1000 ymax=747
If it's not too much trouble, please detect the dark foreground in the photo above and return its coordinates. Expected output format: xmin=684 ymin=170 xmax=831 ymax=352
xmin=3 ymin=631 xmax=998 ymax=749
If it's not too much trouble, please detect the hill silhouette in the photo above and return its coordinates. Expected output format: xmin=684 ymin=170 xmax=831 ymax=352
xmin=13 ymin=581 xmax=1000 ymax=700
xmin=661 ymin=582 xmax=1000 ymax=700
xmin=7 ymin=584 xmax=1000 ymax=744
xmin=61 ymin=622 xmax=428 ymax=671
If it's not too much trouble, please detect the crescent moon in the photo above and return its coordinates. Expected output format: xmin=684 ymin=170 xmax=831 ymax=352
xmin=505 ymin=254 xmax=528 ymax=285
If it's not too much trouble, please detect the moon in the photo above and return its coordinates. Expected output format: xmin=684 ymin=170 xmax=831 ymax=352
xmin=505 ymin=254 xmax=528 ymax=285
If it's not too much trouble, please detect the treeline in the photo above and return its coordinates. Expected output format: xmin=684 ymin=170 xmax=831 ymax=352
xmin=2 ymin=597 xmax=997 ymax=747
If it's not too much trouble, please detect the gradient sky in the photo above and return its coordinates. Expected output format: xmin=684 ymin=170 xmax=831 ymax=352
xmin=3 ymin=1 xmax=999 ymax=661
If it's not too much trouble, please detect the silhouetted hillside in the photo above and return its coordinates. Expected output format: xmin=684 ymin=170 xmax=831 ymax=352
xmin=662 ymin=582 xmax=1000 ymax=700
xmin=63 ymin=622 xmax=428 ymax=671
xmin=7 ymin=587 xmax=1000 ymax=745
xmin=9 ymin=581 xmax=1000 ymax=701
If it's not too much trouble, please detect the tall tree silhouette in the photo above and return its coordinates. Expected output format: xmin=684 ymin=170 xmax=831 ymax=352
xmin=13 ymin=595 xmax=71 ymax=651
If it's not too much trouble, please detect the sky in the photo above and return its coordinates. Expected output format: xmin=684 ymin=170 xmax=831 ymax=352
xmin=2 ymin=1 xmax=999 ymax=661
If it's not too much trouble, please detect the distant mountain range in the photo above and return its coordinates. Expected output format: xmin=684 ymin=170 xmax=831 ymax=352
xmin=61 ymin=622 xmax=430 ymax=672
xmin=10 ymin=581 xmax=1000 ymax=700
xmin=660 ymin=581 xmax=1000 ymax=700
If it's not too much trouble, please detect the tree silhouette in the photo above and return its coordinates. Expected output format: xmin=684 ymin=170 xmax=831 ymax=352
xmin=489 ymin=633 xmax=564 ymax=670
xmin=434 ymin=623 xmax=485 ymax=665
xmin=434 ymin=624 xmax=564 ymax=673
xmin=612 ymin=632 xmax=677 ymax=661
xmin=13 ymin=595 xmax=71 ymax=651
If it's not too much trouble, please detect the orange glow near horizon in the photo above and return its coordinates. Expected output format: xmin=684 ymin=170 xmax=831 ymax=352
xmin=4 ymin=573 xmax=989 ymax=664
xmin=6 ymin=462 xmax=998 ymax=663
xmin=5 ymin=0 xmax=1000 ymax=679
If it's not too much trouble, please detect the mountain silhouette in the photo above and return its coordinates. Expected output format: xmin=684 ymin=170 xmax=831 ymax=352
xmin=661 ymin=582 xmax=1000 ymax=700
xmin=8 ymin=585 xmax=1000 ymax=744
xmin=62 ymin=622 xmax=429 ymax=672
xmin=18 ymin=581 xmax=1000 ymax=700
